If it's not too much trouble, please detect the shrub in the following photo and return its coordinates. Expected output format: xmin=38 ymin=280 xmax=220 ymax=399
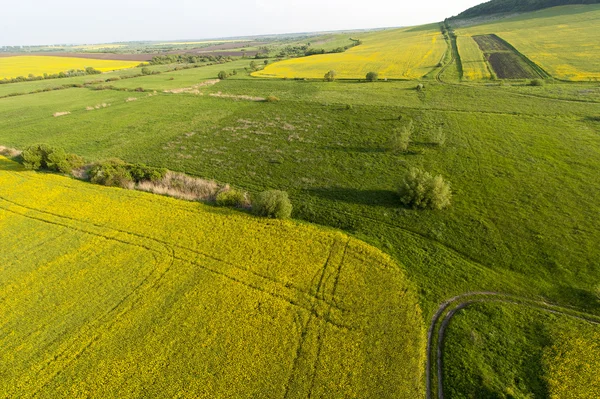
xmin=216 ymin=189 xmax=246 ymax=207
xmin=218 ymin=71 xmax=228 ymax=80
xmin=389 ymin=120 xmax=413 ymax=153
xmin=252 ymin=190 xmax=292 ymax=219
xmin=21 ymin=144 xmax=83 ymax=174
xmin=430 ymin=127 xmax=446 ymax=146
xmin=141 ymin=67 xmax=152 ymax=75
xmin=398 ymin=167 xmax=452 ymax=210
xmin=88 ymin=159 xmax=134 ymax=188
xmin=324 ymin=70 xmax=336 ymax=82
xmin=129 ymin=163 xmax=167 ymax=182
xmin=529 ymin=79 xmax=544 ymax=87
xmin=366 ymin=72 xmax=379 ymax=82
xmin=416 ymin=83 xmax=425 ymax=91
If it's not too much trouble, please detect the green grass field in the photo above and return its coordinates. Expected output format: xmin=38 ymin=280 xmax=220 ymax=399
xmin=458 ymin=4 xmax=600 ymax=80
xmin=443 ymin=302 xmax=600 ymax=398
xmin=457 ymin=36 xmax=491 ymax=80
xmin=2 ymin=3 xmax=600 ymax=397
xmin=0 ymin=156 xmax=424 ymax=397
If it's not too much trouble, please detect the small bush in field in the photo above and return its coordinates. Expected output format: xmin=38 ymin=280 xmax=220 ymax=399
xmin=529 ymin=79 xmax=544 ymax=86
xmin=398 ymin=167 xmax=452 ymax=210
xmin=389 ymin=120 xmax=413 ymax=153
xmin=216 ymin=189 xmax=246 ymax=207
xmin=366 ymin=72 xmax=379 ymax=82
xmin=266 ymin=95 xmax=280 ymax=102
xmin=252 ymin=190 xmax=292 ymax=219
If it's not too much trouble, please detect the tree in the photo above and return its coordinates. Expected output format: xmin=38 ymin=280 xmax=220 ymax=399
xmin=252 ymin=190 xmax=293 ymax=219
xmin=249 ymin=61 xmax=257 ymax=71
xmin=264 ymin=59 xmax=269 ymax=65
xmin=324 ymin=70 xmax=337 ymax=82
xmin=398 ymin=167 xmax=452 ymax=210
xmin=217 ymin=71 xmax=228 ymax=80
xmin=366 ymin=71 xmax=379 ymax=82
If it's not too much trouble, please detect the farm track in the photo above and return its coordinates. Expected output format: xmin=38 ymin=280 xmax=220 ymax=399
xmin=426 ymin=292 xmax=600 ymax=399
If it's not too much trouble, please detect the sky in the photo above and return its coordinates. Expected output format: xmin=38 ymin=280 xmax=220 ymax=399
xmin=1 ymin=0 xmax=485 ymax=46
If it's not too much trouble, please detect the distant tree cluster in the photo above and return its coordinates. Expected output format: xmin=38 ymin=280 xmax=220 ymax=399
xmin=148 ymin=54 xmax=233 ymax=65
xmin=451 ymin=0 xmax=600 ymax=20
xmin=0 ymin=67 xmax=102 ymax=85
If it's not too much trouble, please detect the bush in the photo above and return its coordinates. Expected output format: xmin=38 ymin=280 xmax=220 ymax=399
xmin=366 ymin=72 xmax=379 ymax=82
xmin=129 ymin=163 xmax=167 ymax=182
xmin=398 ymin=167 xmax=452 ymax=210
xmin=218 ymin=71 xmax=228 ymax=80
xmin=389 ymin=124 xmax=413 ymax=153
xmin=216 ymin=189 xmax=246 ymax=207
xmin=88 ymin=159 xmax=134 ymax=188
xmin=416 ymin=83 xmax=425 ymax=91
xmin=21 ymin=144 xmax=83 ymax=174
xmin=141 ymin=67 xmax=152 ymax=75
xmin=430 ymin=127 xmax=446 ymax=147
xmin=88 ymin=160 xmax=166 ymax=188
xmin=252 ymin=190 xmax=292 ymax=219
xmin=324 ymin=70 xmax=336 ymax=82
xmin=529 ymin=79 xmax=544 ymax=87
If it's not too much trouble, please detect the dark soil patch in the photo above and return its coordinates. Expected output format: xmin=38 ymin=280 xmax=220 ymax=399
xmin=473 ymin=34 xmax=541 ymax=79
xmin=487 ymin=52 xmax=538 ymax=79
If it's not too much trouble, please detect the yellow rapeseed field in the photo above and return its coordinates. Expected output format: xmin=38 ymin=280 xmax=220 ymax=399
xmin=457 ymin=36 xmax=491 ymax=80
xmin=0 ymin=156 xmax=425 ymax=398
xmin=0 ymin=56 xmax=140 ymax=79
xmin=459 ymin=5 xmax=600 ymax=81
xmin=253 ymin=26 xmax=446 ymax=79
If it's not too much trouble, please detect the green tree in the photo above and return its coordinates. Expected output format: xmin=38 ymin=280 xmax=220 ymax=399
xmin=218 ymin=71 xmax=228 ymax=80
xmin=324 ymin=70 xmax=337 ymax=82
xmin=252 ymin=190 xmax=293 ymax=219
xmin=398 ymin=167 xmax=452 ymax=210
xmin=366 ymin=71 xmax=379 ymax=82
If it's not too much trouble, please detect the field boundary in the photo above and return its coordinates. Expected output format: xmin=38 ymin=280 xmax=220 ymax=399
xmin=426 ymin=292 xmax=600 ymax=399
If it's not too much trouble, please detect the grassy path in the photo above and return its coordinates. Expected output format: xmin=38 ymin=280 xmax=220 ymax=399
xmin=426 ymin=292 xmax=600 ymax=399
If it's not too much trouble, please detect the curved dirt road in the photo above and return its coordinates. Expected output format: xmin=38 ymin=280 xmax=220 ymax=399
xmin=426 ymin=292 xmax=600 ymax=399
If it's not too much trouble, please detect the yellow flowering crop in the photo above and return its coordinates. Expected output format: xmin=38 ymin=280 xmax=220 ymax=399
xmin=459 ymin=5 xmax=600 ymax=81
xmin=0 ymin=56 xmax=140 ymax=79
xmin=0 ymin=156 xmax=424 ymax=398
xmin=253 ymin=27 xmax=446 ymax=80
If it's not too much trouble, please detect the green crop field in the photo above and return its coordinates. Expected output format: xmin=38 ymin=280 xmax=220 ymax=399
xmin=457 ymin=4 xmax=600 ymax=81
xmin=0 ymin=156 xmax=424 ymax=397
xmin=2 ymin=2 xmax=600 ymax=397
xmin=457 ymin=36 xmax=491 ymax=80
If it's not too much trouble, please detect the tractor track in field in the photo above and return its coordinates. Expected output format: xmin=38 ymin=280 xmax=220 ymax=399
xmin=426 ymin=292 xmax=600 ymax=399
xmin=0 ymin=191 xmax=353 ymax=331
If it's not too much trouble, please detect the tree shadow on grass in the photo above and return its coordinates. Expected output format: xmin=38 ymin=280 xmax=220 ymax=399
xmin=305 ymin=187 xmax=400 ymax=208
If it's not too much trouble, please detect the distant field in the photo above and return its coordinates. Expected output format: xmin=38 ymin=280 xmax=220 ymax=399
xmin=0 ymin=156 xmax=424 ymax=397
xmin=472 ymin=34 xmax=542 ymax=79
xmin=154 ymin=40 xmax=251 ymax=45
xmin=253 ymin=25 xmax=446 ymax=79
xmin=459 ymin=4 xmax=600 ymax=81
xmin=0 ymin=56 xmax=140 ymax=79
xmin=457 ymin=36 xmax=491 ymax=80
xmin=95 ymin=59 xmax=251 ymax=91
